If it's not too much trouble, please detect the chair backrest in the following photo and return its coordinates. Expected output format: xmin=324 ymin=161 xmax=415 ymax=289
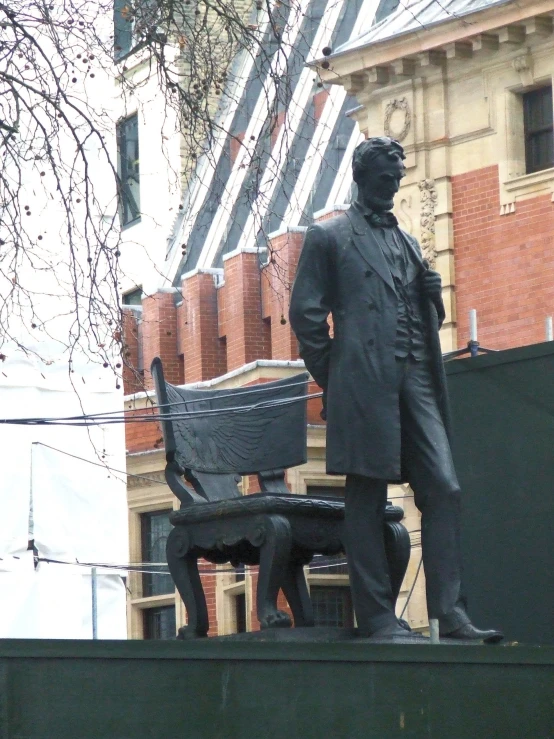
xmin=151 ymin=358 xmax=309 ymax=502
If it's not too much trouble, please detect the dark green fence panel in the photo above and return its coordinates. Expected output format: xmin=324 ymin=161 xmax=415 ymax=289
xmin=446 ymin=342 xmax=554 ymax=645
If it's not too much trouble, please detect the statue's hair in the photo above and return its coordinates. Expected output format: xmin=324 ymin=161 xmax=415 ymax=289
xmin=352 ymin=137 xmax=406 ymax=183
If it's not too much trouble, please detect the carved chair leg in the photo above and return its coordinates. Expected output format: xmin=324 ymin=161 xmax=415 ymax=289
xmin=255 ymin=515 xmax=292 ymax=629
xmin=281 ymin=559 xmax=314 ymax=627
xmin=166 ymin=527 xmax=208 ymax=639
xmin=384 ymin=520 xmax=411 ymax=605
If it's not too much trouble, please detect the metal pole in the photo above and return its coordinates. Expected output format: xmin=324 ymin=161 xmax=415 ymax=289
xmin=546 ymin=316 xmax=553 ymax=342
xmin=429 ymin=618 xmax=440 ymax=644
xmin=91 ymin=566 xmax=98 ymax=640
xmin=469 ymin=309 xmax=478 ymax=342
xmin=469 ymin=309 xmax=479 ymax=357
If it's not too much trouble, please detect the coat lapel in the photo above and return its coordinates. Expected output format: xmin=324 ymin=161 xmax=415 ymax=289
xmin=346 ymin=207 xmax=396 ymax=293
xmin=398 ymin=229 xmax=426 ymax=271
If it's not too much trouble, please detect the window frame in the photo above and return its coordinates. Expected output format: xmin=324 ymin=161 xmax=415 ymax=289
xmin=140 ymin=509 xmax=174 ymax=598
xmin=113 ymin=0 xmax=165 ymax=63
xmin=523 ymin=85 xmax=554 ymax=175
xmin=499 ymin=77 xmax=554 ymax=214
xmin=143 ymin=604 xmax=177 ymax=640
xmin=113 ymin=0 xmax=134 ymax=61
xmin=122 ymin=287 xmax=143 ymax=306
xmin=116 ymin=113 xmax=141 ymax=228
xmin=309 ymin=584 xmax=354 ymax=628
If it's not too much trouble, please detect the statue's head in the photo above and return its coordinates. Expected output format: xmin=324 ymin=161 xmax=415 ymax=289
xmin=352 ymin=136 xmax=406 ymax=213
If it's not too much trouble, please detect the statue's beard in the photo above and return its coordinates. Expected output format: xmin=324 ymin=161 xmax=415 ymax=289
xmin=363 ymin=192 xmax=395 ymax=213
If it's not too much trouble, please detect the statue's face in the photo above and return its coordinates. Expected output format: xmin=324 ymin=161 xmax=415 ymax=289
xmin=357 ymin=152 xmax=406 ymax=213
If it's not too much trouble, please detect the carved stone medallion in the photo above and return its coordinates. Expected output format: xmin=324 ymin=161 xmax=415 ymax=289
xmin=384 ymin=98 xmax=411 ymax=142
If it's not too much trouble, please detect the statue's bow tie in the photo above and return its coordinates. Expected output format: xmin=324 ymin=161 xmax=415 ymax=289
xmin=367 ymin=211 xmax=398 ymax=229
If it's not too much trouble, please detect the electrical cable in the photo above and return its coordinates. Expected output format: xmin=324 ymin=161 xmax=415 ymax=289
xmin=35 ymin=544 xmax=423 ymax=577
xmin=0 ymin=390 xmax=323 ymax=426
xmin=34 ymin=442 xmax=165 ymax=486
xmin=8 ymin=378 xmax=316 ymax=424
xmin=36 ymin=556 xmax=354 ymax=577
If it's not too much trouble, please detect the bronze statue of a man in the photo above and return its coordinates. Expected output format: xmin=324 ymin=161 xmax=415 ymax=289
xmin=289 ymin=137 xmax=502 ymax=641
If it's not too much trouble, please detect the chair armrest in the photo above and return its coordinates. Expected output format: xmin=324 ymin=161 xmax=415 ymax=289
xmin=165 ymin=461 xmax=206 ymax=505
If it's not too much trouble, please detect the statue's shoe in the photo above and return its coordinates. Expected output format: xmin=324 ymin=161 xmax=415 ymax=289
xmin=441 ymin=623 xmax=504 ymax=643
xmin=361 ymin=622 xmax=426 ymax=639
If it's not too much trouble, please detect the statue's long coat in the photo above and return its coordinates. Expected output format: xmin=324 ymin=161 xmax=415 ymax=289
xmin=289 ymin=206 xmax=451 ymax=482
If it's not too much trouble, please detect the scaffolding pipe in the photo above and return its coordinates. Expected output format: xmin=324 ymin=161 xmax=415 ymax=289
xmin=469 ymin=309 xmax=479 ymax=357
xmin=91 ymin=567 xmax=98 ymax=640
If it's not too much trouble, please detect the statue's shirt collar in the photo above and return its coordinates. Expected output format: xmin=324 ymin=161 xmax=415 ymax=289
xmin=352 ymin=200 xmax=398 ymax=229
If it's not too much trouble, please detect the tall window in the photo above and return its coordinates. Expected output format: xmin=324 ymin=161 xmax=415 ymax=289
xmin=307 ymin=486 xmax=348 ymax=575
xmin=141 ymin=510 xmax=173 ymax=597
xmin=311 ymin=586 xmax=354 ymax=628
xmin=122 ymin=287 xmax=142 ymax=305
xmin=114 ymin=0 xmax=162 ymax=61
xmin=523 ymin=86 xmax=554 ymax=174
xmin=143 ymin=605 xmax=176 ymax=639
xmin=116 ymin=114 xmax=140 ymax=226
xmin=113 ymin=0 xmax=133 ymax=60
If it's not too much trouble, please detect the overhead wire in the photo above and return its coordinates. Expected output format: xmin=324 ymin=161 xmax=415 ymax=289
xmin=35 ymin=541 xmax=424 ymax=577
xmin=0 ymin=389 xmax=323 ymax=426
xmin=34 ymin=442 xmax=165 ymax=486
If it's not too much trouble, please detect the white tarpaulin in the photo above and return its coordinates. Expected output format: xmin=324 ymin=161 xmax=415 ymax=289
xmin=0 ymin=345 xmax=128 ymax=638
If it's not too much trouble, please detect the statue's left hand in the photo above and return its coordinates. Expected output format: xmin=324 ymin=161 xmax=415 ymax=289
xmin=421 ymin=266 xmax=445 ymax=327
xmin=421 ymin=268 xmax=442 ymax=301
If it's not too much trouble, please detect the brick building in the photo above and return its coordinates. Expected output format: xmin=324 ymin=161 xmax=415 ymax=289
xmin=121 ymin=0 xmax=554 ymax=638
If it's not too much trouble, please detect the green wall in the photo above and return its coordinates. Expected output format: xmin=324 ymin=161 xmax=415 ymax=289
xmin=0 ymin=639 xmax=552 ymax=738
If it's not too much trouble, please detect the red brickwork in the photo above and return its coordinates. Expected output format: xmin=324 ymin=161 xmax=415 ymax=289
xmin=229 ymin=132 xmax=245 ymax=166
xmin=141 ymin=291 xmax=183 ymax=389
xmin=261 ymin=230 xmax=304 ymax=360
xmin=218 ymin=251 xmax=271 ymax=371
xmin=317 ymin=208 xmax=348 ymax=221
xmin=121 ymin=308 xmax=142 ymax=395
xmin=271 ymin=110 xmax=286 ymax=150
xmin=313 ymin=89 xmax=330 ymax=121
xmin=124 ymin=406 xmax=163 ymax=453
xmin=247 ymin=572 xmax=294 ymax=631
xmin=181 ymin=271 xmax=227 ymax=383
xmin=202 ymin=562 xmax=219 ymax=637
xmin=453 ymin=166 xmax=554 ymax=350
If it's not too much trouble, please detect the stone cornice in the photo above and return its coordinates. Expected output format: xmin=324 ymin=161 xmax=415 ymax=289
xmin=317 ymin=1 xmax=554 ymax=93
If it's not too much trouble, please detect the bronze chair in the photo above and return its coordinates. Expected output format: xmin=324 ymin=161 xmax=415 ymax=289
xmin=152 ymin=358 xmax=410 ymax=638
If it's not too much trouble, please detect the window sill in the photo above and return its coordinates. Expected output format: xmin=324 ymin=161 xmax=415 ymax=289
xmin=504 ymin=167 xmax=554 ymax=194
xmin=115 ymin=40 xmax=149 ymax=66
xmin=307 ymin=573 xmax=349 ymax=585
xmin=121 ymin=216 xmax=142 ymax=231
xmin=115 ymin=42 xmax=177 ymax=75
xmin=131 ymin=593 xmax=175 ymax=608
